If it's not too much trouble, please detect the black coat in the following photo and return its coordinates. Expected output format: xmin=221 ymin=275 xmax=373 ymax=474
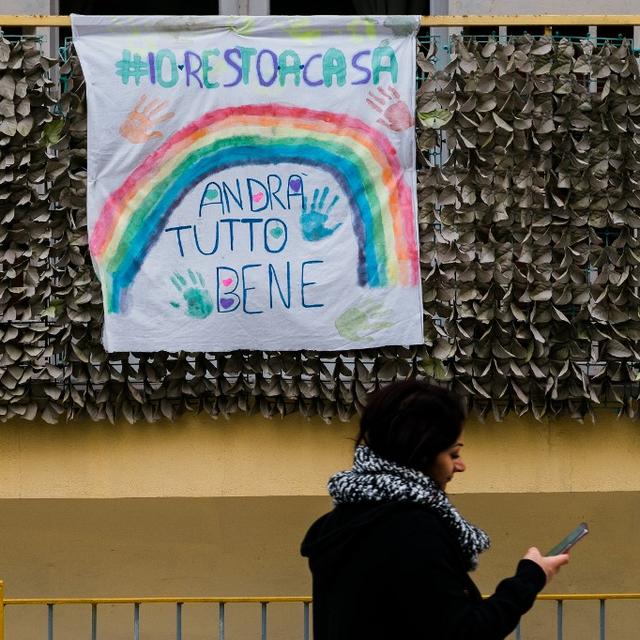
xmin=301 ymin=501 xmax=546 ymax=640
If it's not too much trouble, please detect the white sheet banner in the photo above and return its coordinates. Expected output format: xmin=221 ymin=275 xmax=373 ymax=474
xmin=72 ymin=14 xmax=423 ymax=352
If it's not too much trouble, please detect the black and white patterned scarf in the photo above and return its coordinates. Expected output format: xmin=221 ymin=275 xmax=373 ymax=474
xmin=328 ymin=445 xmax=491 ymax=570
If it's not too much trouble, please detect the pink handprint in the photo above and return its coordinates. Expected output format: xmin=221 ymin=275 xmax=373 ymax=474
xmin=366 ymin=86 xmax=414 ymax=132
xmin=119 ymin=95 xmax=174 ymax=144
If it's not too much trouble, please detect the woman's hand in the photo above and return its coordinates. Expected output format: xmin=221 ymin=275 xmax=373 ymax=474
xmin=523 ymin=547 xmax=570 ymax=583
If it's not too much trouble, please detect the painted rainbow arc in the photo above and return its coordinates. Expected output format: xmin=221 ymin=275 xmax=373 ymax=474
xmin=91 ymin=104 xmax=419 ymax=313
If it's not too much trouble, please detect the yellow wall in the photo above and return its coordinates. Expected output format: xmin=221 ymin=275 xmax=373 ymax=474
xmin=1 ymin=411 xmax=639 ymax=639
xmin=0 ymin=411 xmax=639 ymax=497
xmin=1 ymin=493 xmax=639 ymax=640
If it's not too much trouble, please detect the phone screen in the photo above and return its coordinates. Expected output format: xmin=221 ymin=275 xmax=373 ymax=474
xmin=546 ymin=522 xmax=589 ymax=556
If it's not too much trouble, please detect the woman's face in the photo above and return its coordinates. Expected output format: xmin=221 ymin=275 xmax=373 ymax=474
xmin=426 ymin=432 xmax=466 ymax=490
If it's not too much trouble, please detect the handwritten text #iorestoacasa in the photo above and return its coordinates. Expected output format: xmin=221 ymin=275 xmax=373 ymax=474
xmin=115 ymin=45 xmax=399 ymax=89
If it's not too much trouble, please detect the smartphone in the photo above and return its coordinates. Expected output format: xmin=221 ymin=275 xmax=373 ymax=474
xmin=546 ymin=522 xmax=589 ymax=556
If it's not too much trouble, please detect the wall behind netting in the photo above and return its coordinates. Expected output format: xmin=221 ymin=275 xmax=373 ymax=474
xmin=2 ymin=34 xmax=640 ymax=423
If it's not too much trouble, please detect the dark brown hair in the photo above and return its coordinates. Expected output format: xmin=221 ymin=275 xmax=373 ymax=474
xmin=356 ymin=380 xmax=466 ymax=472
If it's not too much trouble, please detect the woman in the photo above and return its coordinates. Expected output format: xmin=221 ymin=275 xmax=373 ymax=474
xmin=301 ymin=380 xmax=569 ymax=640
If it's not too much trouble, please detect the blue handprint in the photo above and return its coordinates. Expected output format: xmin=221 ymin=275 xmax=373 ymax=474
xmin=300 ymin=187 xmax=342 ymax=241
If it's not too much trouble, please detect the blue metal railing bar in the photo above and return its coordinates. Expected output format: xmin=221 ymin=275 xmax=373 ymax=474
xmin=557 ymin=599 xmax=563 ymax=640
xmin=218 ymin=602 xmax=225 ymax=640
xmin=303 ymin=601 xmax=310 ymax=640
xmin=91 ymin=604 xmax=97 ymax=640
xmin=176 ymin=602 xmax=183 ymax=640
xmin=133 ymin=603 xmax=140 ymax=640
xmin=261 ymin=601 xmax=268 ymax=640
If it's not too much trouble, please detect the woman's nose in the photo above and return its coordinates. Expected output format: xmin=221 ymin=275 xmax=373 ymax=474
xmin=454 ymin=458 xmax=466 ymax=473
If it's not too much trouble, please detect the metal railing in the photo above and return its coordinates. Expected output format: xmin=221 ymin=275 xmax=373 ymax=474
xmin=0 ymin=583 xmax=312 ymax=640
xmin=516 ymin=593 xmax=640 ymax=640
xmin=1 ymin=582 xmax=639 ymax=640
xmin=0 ymin=14 xmax=640 ymax=27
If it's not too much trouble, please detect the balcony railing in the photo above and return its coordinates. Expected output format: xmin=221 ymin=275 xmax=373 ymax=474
xmin=1 ymin=15 xmax=640 ymax=27
xmin=1 ymin=582 xmax=639 ymax=640
xmin=517 ymin=593 xmax=640 ymax=640
xmin=0 ymin=583 xmax=312 ymax=640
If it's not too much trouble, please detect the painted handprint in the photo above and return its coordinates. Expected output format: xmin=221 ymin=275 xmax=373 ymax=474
xmin=169 ymin=270 xmax=213 ymax=319
xmin=119 ymin=95 xmax=174 ymax=144
xmin=336 ymin=301 xmax=394 ymax=342
xmin=366 ymin=86 xmax=414 ymax=132
xmin=300 ymin=187 xmax=342 ymax=241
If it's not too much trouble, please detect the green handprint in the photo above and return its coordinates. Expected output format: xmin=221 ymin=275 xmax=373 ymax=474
xmin=336 ymin=301 xmax=394 ymax=342
xmin=300 ymin=187 xmax=342 ymax=241
xmin=169 ymin=270 xmax=213 ymax=319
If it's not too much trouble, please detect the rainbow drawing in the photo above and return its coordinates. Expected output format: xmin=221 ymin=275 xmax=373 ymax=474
xmin=91 ymin=104 xmax=419 ymax=313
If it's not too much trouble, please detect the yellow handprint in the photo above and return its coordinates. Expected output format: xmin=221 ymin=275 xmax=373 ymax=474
xmin=119 ymin=95 xmax=174 ymax=144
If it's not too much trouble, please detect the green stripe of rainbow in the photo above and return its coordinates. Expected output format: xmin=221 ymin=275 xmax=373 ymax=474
xmin=90 ymin=104 xmax=418 ymax=313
